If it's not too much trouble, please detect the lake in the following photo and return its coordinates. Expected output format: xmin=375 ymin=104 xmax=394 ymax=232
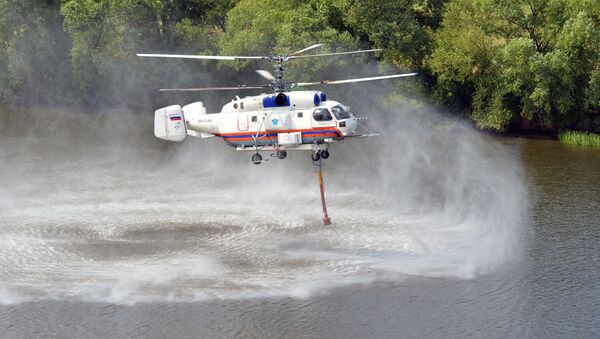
xmin=0 ymin=108 xmax=598 ymax=338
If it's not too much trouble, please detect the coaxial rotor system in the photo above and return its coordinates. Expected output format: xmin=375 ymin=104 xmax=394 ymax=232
xmin=137 ymin=44 xmax=416 ymax=92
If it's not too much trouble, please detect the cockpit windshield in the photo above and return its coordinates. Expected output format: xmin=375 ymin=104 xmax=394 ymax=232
xmin=331 ymin=105 xmax=351 ymax=120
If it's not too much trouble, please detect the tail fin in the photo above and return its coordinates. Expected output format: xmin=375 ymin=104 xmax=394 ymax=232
xmin=154 ymin=105 xmax=186 ymax=142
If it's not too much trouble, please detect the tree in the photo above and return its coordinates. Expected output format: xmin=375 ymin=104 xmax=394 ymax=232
xmin=429 ymin=0 xmax=600 ymax=131
xmin=0 ymin=0 xmax=74 ymax=105
xmin=428 ymin=0 xmax=506 ymax=128
xmin=60 ymin=0 xmax=232 ymax=107
xmin=61 ymin=0 xmax=165 ymax=100
xmin=337 ymin=0 xmax=442 ymax=70
xmin=217 ymin=0 xmax=357 ymax=81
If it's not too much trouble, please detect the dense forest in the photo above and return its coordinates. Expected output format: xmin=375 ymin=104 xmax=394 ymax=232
xmin=0 ymin=0 xmax=598 ymax=133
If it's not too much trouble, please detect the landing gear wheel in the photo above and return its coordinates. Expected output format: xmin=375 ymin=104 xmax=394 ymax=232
xmin=311 ymin=152 xmax=321 ymax=162
xmin=252 ymin=153 xmax=262 ymax=165
xmin=277 ymin=150 xmax=287 ymax=159
xmin=320 ymin=150 xmax=330 ymax=159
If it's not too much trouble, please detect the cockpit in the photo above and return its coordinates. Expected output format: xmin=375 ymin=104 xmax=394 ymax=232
xmin=312 ymin=105 xmax=352 ymax=121
xmin=330 ymin=105 xmax=351 ymax=119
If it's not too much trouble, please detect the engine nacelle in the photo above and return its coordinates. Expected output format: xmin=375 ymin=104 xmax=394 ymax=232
xmin=154 ymin=105 xmax=186 ymax=142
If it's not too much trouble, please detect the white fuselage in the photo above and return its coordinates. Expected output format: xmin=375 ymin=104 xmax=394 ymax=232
xmin=177 ymin=91 xmax=358 ymax=151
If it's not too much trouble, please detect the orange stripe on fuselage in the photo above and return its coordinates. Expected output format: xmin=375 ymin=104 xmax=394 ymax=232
xmin=223 ymin=133 xmax=339 ymax=141
xmin=214 ymin=126 xmax=342 ymax=137
xmin=223 ymin=135 xmax=277 ymax=141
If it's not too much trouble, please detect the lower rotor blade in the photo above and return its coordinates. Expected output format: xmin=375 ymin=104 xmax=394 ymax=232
xmin=137 ymin=53 xmax=265 ymax=61
xmin=159 ymin=85 xmax=269 ymax=92
xmin=295 ymin=73 xmax=417 ymax=87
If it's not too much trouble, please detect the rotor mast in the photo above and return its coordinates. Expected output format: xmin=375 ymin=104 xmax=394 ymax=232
xmin=270 ymin=57 xmax=289 ymax=92
xmin=265 ymin=44 xmax=325 ymax=92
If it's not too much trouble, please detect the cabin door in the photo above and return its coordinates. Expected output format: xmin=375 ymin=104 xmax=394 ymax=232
xmin=237 ymin=114 xmax=249 ymax=131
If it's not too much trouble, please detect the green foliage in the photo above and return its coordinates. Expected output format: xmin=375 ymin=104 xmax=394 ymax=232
xmin=0 ymin=0 xmax=597 ymax=133
xmin=61 ymin=0 xmax=166 ymax=95
xmin=0 ymin=0 xmax=73 ymax=104
xmin=59 ymin=0 xmax=232 ymax=106
xmin=217 ymin=0 xmax=359 ymax=81
xmin=428 ymin=0 xmax=509 ymax=130
xmin=220 ymin=0 xmax=355 ymax=54
xmin=429 ymin=0 xmax=600 ymax=132
xmin=559 ymin=130 xmax=600 ymax=148
xmin=337 ymin=0 xmax=439 ymax=69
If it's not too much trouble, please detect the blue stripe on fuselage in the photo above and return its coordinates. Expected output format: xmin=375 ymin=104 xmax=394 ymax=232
xmin=221 ymin=130 xmax=342 ymax=147
xmin=220 ymin=130 xmax=341 ymax=140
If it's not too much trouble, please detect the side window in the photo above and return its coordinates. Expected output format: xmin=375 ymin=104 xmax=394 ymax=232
xmin=251 ymin=116 xmax=257 ymax=122
xmin=297 ymin=112 xmax=303 ymax=118
xmin=313 ymin=108 xmax=332 ymax=121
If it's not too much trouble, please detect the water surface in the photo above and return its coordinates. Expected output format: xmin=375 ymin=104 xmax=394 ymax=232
xmin=1 ymin=108 xmax=598 ymax=337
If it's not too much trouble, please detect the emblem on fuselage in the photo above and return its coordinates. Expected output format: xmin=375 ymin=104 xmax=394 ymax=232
xmin=271 ymin=118 xmax=279 ymax=126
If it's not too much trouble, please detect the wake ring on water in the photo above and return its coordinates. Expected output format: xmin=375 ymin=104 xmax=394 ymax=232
xmin=0 ymin=106 xmax=527 ymax=304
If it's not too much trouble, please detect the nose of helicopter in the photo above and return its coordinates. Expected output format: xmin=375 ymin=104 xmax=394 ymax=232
xmin=337 ymin=118 xmax=358 ymax=137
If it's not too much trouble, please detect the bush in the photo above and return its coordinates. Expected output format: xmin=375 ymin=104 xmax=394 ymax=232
xmin=559 ymin=131 xmax=600 ymax=148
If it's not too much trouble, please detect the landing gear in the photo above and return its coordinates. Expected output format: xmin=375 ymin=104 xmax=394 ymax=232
xmin=252 ymin=153 xmax=262 ymax=165
xmin=311 ymin=151 xmax=321 ymax=162
xmin=277 ymin=150 xmax=287 ymax=159
xmin=312 ymin=149 xmax=329 ymax=162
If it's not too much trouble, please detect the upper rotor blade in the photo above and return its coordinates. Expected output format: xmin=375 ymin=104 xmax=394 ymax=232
xmin=288 ymin=48 xmax=382 ymax=60
xmin=137 ymin=53 xmax=266 ymax=61
xmin=159 ymin=85 xmax=269 ymax=92
xmin=290 ymin=44 xmax=323 ymax=56
xmin=256 ymin=70 xmax=276 ymax=81
xmin=296 ymin=73 xmax=417 ymax=87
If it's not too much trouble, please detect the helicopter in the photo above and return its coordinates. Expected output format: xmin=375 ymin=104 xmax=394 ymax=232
xmin=138 ymin=44 xmax=416 ymax=164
